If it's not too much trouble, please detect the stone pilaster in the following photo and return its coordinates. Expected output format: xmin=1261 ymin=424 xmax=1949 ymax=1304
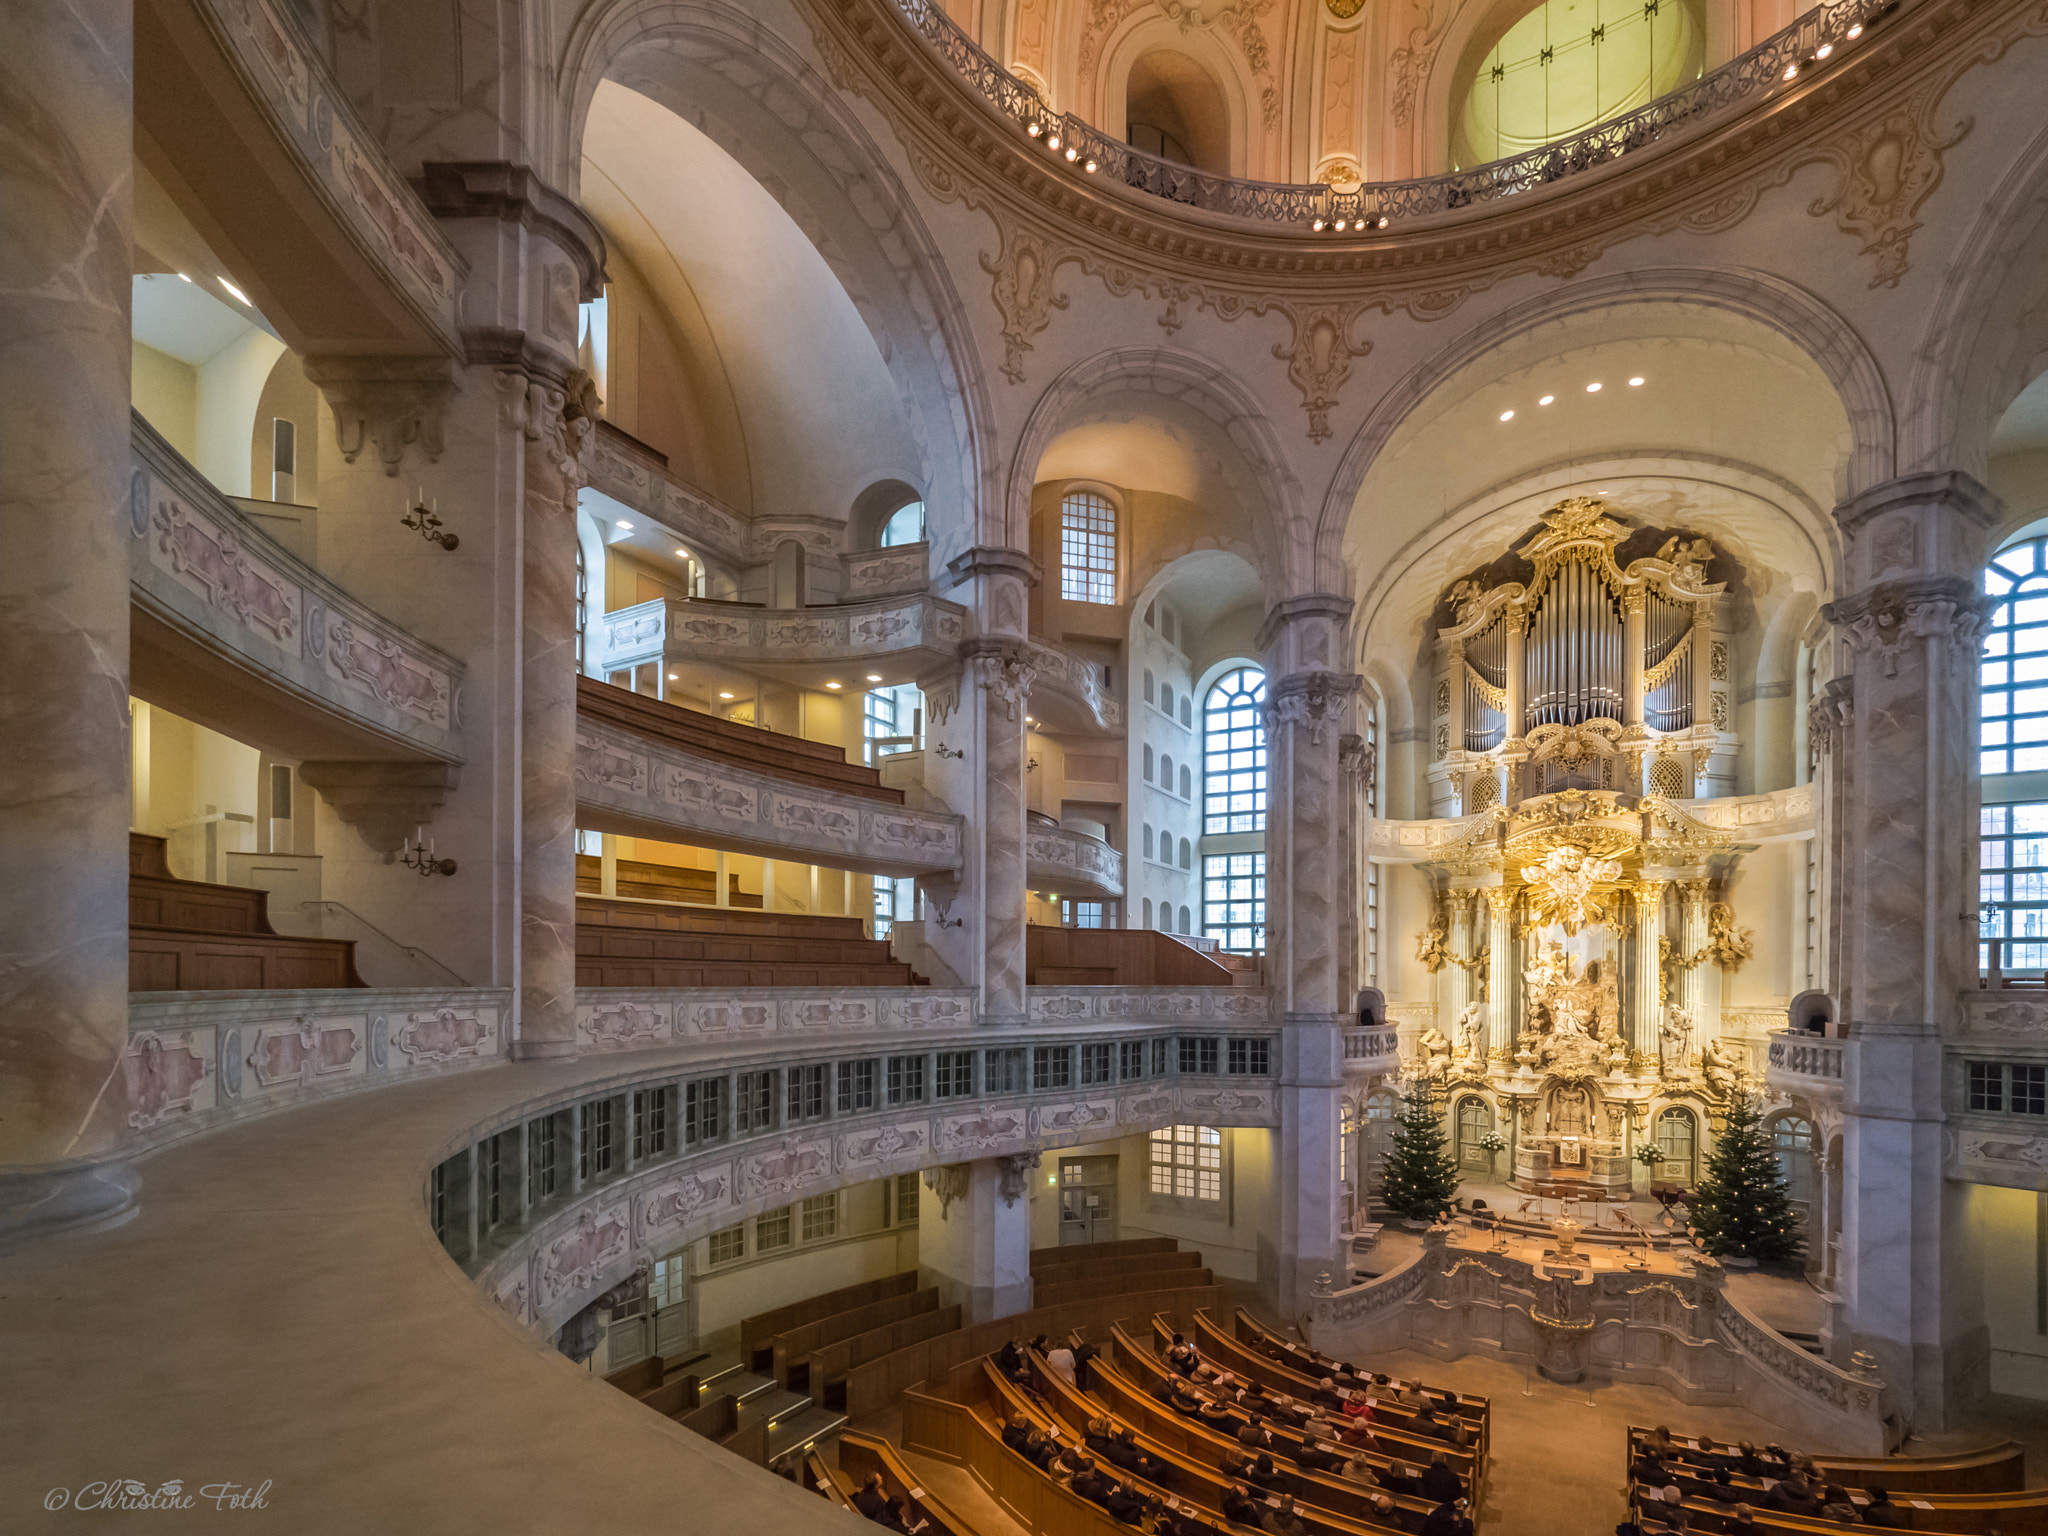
xmin=1819 ymin=470 xmax=1998 ymax=1427
xmin=1337 ymin=732 xmax=1372 ymax=1009
xmin=0 ymin=0 xmax=141 ymax=1238
xmin=1483 ymin=887 xmax=1515 ymax=1055
xmin=1631 ymin=880 xmax=1668 ymax=1056
xmin=1259 ymin=596 xmax=1359 ymax=1314
xmin=933 ymin=548 xmax=1038 ymax=1023
xmin=1677 ymin=879 xmax=1711 ymax=1045
xmin=917 ymin=1155 xmax=1035 ymax=1323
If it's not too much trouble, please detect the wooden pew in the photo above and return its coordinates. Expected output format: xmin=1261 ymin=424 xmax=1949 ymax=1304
xmin=1026 ymin=1251 xmax=1207 ymax=1289
xmin=1019 ymin=1346 xmax=1442 ymax=1533
xmin=742 ymin=1271 xmax=919 ymax=1371
xmin=840 ymin=1430 xmax=984 ymax=1536
xmin=810 ymin=1305 xmax=966 ymax=1410
xmin=804 ymin=1452 xmax=857 ymax=1510
xmin=840 ymin=1281 xmax=1227 ymax=1422
xmin=1807 ymin=1443 xmax=2026 ymax=1496
xmin=1170 ymin=1314 xmax=1488 ymax=1464
xmin=772 ymin=1288 xmax=943 ymax=1391
xmin=1115 ymin=1321 xmax=1478 ymax=1496
xmin=1035 ymin=1267 xmax=1216 ymax=1309
xmin=600 ymin=1354 xmax=701 ymax=1421
xmin=1626 ymin=1428 xmax=2046 ymax=1533
xmin=1031 ymin=1238 xmax=1180 ymax=1272
xmin=1231 ymin=1309 xmax=1488 ymax=1421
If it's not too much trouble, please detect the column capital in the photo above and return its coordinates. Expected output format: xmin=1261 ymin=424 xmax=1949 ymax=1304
xmin=1820 ymin=575 xmax=1991 ymax=670
xmin=945 ymin=545 xmax=1041 ymax=588
xmin=1833 ymin=470 xmax=2001 ymax=595
xmin=960 ymin=637 xmax=1037 ymax=721
xmin=1261 ymin=669 xmax=1364 ymax=747
xmin=1834 ymin=469 xmax=2000 ymax=537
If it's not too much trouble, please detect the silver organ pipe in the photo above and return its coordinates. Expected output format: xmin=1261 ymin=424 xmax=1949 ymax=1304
xmin=1464 ymin=618 xmax=1507 ymax=751
xmin=1525 ymin=556 xmax=1623 ymax=730
xmin=1644 ymin=592 xmax=1695 ymax=731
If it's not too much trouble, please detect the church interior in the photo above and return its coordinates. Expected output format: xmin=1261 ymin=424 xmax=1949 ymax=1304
xmin=4 ymin=0 xmax=2048 ymax=1529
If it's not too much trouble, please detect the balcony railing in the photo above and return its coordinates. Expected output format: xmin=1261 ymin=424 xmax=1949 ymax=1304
xmin=890 ymin=0 xmax=1898 ymax=229
xmin=1766 ymin=1029 xmax=1844 ymax=1088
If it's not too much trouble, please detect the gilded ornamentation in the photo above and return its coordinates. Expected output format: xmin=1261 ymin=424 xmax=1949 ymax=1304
xmin=1519 ymin=846 xmax=1625 ymax=935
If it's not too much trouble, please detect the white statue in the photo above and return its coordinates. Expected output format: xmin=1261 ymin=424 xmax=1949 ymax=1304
xmin=1660 ymin=1003 xmax=1696 ymax=1078
xmin=1701 ymin=1036 xmax=1742 ymax=1098
xmin=1452 ymin=1002 xmax=1486 ymax=1065
xmin=1415 ymin=1027 xmax=1453 ymax=1082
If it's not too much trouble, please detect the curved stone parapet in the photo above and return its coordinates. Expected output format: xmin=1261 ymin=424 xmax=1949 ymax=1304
xmin=1765 ymin=1029 xmax=1845 ymax=1104
xmin=1342 ymin=1026 xmax=1402 ymax=1076
xmin=1026 ymin=824 xmax=1124 ymax=899
xmin=598 ymin=591 xmax=969 ymax=678
xmin=574 ymin=714 xmax=964 ymax=875
xmin=1026 ymin=987 xmax=1270 ymax=1025
xmin=130 ymin=416 xmax=466 ymax=761
xmin=1024 ymin=638 xmax=1125 ymax=733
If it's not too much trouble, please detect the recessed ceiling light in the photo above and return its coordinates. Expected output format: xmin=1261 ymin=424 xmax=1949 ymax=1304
xmin=825 ymin=681 xmax=842 ymax=690
xmin=1586 ymin=382 xmax=1603 ymax=392
xmin=1629 ymin=376 xmax=1645 ymax=386
xmin=1846 ymin=22 xmax=1863 ymax=37
xmin=1499 ymin=410 xmax=1514 ymax=422
xmin=1539 ymin=395 xmax=1555 ymax=405
xmin=1815 ymin=43 xmax=1832 ymax=58
xmin=675 ymin=547 xmax=690 ymax=558
xmin=667 ymin=672 xmax=678 ymax=681
xmin=615 ymin=519 xmax=633 ymax=530
xmin=176 ymin=272 xmax=192 ymax=283
xmin=866 ymin=674 xmax=883 ymax=683
xmin=218 ymin=276 xmax=251 ymax=305
xmin=718 ymin=691 xmax=735 ymax=700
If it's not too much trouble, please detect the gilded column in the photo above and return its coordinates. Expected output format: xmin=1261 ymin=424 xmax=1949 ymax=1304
xmin=1677 ymin=879 xmax=1711 ymax=1047
xmin=1503 ymin=611 xmax=1528 ymax=802
xmin=1621 ymin=589 xmax=1647 ymax=795
xmin=0 ymin=0 xmax=140 ymax=1237
xmin=1444 ymin=889 xmax=1475 ymax=1025
xmin=1631 ymin=880 xmax=1668 ymax=1058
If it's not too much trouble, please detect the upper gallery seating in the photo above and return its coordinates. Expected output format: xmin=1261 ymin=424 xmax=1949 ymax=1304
xmin=128 ymin=832 xmax=363 ymax=991
xmin=1623 ymin=1424 xmax=2042 ymax=1533
xmin=577 ymin=675 xmax=905 ymax=803
xmin=574 ymin=895 xmax=925 ymax=988
xmin=574 ymin=852 xmax=761 ymax=906
xmin=1025 ymin=927 xmax=1235 ymax=987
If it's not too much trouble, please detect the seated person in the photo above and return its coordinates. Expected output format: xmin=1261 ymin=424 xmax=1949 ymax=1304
xmin=1020 ymin=1428 xmax=1061 ymax=1471
xmin=996 ymin=1341 xmax=1027 ymax=1381
xmin=1165 ymin=1334 xmax=1201 ymax=1378
xmin=1731 ymin=1443 xmax=1771 ymax=1478
xmin=1157 ymin=1500 xmax=1214 ymax=1536
xmin=1110 ymin=1428 xmax=1170 ymax=1484
xmin=1001 ymin=1414 xmax=1040 ymax=1454
xmin=1762 ymin=1471 xmax=1823 ymax=1517
xmin=1629 ymin=1448 xmax=1669 ymax=1487
xmin=1408 ymin=1405 xmax=1450 ymax=1441
xmin=1699 ymin=1469 xmax=1743 ymax=1505
xmin=1085 ymin=1417 xmax=1119 ymax=1458
xmin=1052 ymin=1442 xmax=1093 ymax=1479
xmin=1197 ymin=1393 xmax=1235 ymax=1429
xmin=1070 ymin=1459 xmax=1119 ymax=1507
xmin=1816 ymin=1485 xmax=1862 ymax=1524
xmin=1419 ymin=1454 xmax=1462 ymax=1505
xmin=1292 ymin=1438 xmax=1346 ymax=1475
xmin=1860 ymin=1488 xmax=1908 ymax=1529
xmin=1220 ymin=1485 xmax=1266 ymax=1529
xmin=1376 ymin=1461 xmax=1419 ymax=1497
xmin=1151 ymin=1374 xmax=1184 ymax=1407
xmin=853 ymin=1474 xmax=892 ymax=1524
xmin=1236 ymin=1416 xmax=1274 ymax=1451
xmin=1686 ymin=1437 xmax=1726 ymax=1472
xmin=1639 ymin=1487 xmax=1688 ymax=1531
xmin=1245 ymin=1454 xmax=1282 ymax=1490
xmin=1724 ymin=1507 xmax=1763 ymax=1536
xmin=1419 ymin=1497 xmax=1472 ymax=1536
xmin=1262 ymin=1495 xmax=1308 ymax=1536
xmin=885 ymin=1495 xmax=928 ymax=1536
xmin=1265 ymin=1394 xmax=1311 ymax=1428
xmin=1643 ymin=1427 xmax=1678 ymax=1459
xmin=1105 ymin=1480 xmax=1150 ymax=1526
xmin=1071 ymin=1334 xmax=1102 ymax=1390
xmin=1166 ymin=1381 xmax=1205 ymax=1417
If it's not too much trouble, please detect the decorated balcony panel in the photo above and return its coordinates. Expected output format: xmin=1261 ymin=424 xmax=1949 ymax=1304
xmin=597 ymin=592 xmax=968 ymax=684
xmin=1026 ymin=822 xmax=1124 ymax=900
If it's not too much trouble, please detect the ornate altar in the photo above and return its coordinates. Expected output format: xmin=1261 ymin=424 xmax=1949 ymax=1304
xmin=1401 ymin=500 xmax=1757 ymax=1199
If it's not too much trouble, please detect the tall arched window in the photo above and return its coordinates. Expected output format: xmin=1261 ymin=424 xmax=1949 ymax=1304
xmin=880 ymin=501 xmax=926 ymax=547
xmin=1060 ymin=489 xmax=1118 ymax=604
xmin=1202 ymin=669 xmax=1267 ymax=834
xmin=1770 ymin=1113 xmax=1817 ymax=1226
xmin=1981 ymin=535 xmax=2048 ymax=976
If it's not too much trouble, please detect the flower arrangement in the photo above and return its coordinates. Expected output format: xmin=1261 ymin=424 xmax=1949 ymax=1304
xmin=1477 ymin=1130 xmax=1508 ymax=1153
xmin=1634 ymin=1144 xmax=1665 ymax=1167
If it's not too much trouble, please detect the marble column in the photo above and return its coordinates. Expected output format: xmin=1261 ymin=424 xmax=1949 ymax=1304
xmin=917 ymin=1155 xmax=1035 ymax=1323
xmin=0 ymin=0 xmax=141 ymax=1238
xmin=1819 ymin=470 xmax=1997 ymax=1427
xmin=1259 ymin=597 xmax=1359 ymax=1314
xmin=1631 ymin=879 xmax=1668 ymax=1058
xmin=932 ymin=549 xmax=1037 ymax=1023
xmin=1337 ymin=733 xmax=1372 ymax=1010
xmin=1483 ymin=887 xmax=1515 ymax=1056
xmin=1677 ymin=879 xmax=1710 ymax=1053
xmin=1443 ymin=890 xmax=1475 ymax=1025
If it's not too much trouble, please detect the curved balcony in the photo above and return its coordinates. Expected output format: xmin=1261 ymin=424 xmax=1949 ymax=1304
xmin=1025 ymin=820 xmax=1123 ymax=900
xmin=1024 ymin=638 xmax=1124 ymax=734
xmin=882 ymin=0 xmax=1898 ymax=231
xmin=1765 ymin=1029 xmax=1845 ymax=1104
xmin=1343 ymin=1025 xmax=1403 ymax=1076
xmin=130 ymin=415 xmax=465 ymax=764
xmin=598 ymin=592 xmax=968 ymax=685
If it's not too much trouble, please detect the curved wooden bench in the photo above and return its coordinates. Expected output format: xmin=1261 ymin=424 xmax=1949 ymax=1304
xmin=839 ymin=1429 xmax=984 ymax=1536
xmin=741 ymin=1270 xmax=919 ymax=1372
xmin=1233 ymin=1308 xmax=1488 ymax=1421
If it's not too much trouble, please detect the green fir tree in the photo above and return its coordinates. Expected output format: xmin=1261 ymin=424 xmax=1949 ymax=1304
xmin=1688 ymin=1093 xmax=1804 ymax=1263
xmin=1379 ymin=1085 xmax=1462 ymax=1221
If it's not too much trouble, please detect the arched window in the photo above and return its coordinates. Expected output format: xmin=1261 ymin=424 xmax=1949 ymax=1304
xmin=1178 ymin=903 xmax=1192 ymax=933
xmin=1180 ymin=697 xmax=1192 ymax=728
xmin=1144 ymin=669 xmax=1156 ymax=705
xmin=1143 ymin=898 xmax=1154 ymax=927
xmin=879 ymin=501 xmax=925 ymax=547
xmin=1160 ymin=682 xmax=1174 ymax=717
xmin=1143 ymin=744 xmax=1154 ymax=782
xmin=1202 ymin=669 xmax=1267 ymax=834
xmin=1984 ymin=535 xmax=2048 ymax=774
xmin=1456 ymin=1097 xmax=1496 ymax=1171
xmin=1179 ymin=764 xmax=1192 ymax=799
xmin=1179 ymin=837 xmax=1191 ymax=870
xmin=1059 ymin=489 xmax=1118 ymax=604
xmin=1454 ymin=0 xmax=1704 ymax=167
xmin=1160 ymin=753 xmax=1174 ymax=791
xmin=1655 ymin=1108 xmax=1698 ymax=1185
xmin=1770 ymin=1113 xmax=1817 ymax=1224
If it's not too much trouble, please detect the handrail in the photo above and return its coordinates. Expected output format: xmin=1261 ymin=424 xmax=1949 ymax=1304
xmin=889 ymin=0 xmax=1898 ymax=228
xmin=304 ymin=900 xmax=468 ymax=985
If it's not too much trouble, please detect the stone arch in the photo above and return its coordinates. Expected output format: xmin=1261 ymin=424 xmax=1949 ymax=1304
xmin=1010 ymin=346 xmax=1309 ymax=596
xmin=1096 ymin=23 xmax=1254 ymax=178
xmin=1901 ymin=117 xmax=2048 ymax=481
xmin=1315 ymin=268 xmax=1897 ymax=593
xmin=554 ymin=0 xmax=994 ymax=558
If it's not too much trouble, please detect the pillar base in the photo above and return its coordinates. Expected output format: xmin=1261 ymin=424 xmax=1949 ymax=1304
xmin=0 ymin=1156 xmax=140 ymax=1249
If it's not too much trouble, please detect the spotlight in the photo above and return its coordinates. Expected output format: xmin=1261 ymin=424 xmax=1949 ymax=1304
xmin=1500 ymin=410 xmax=1515 ymax=422
xmin=1629 ymin=376 xmax=1645 ymax=387
xmin=675 ymin=547 xmax=691 ymax=558
xmin=1586 ymin=382 xmax=1603 ymax=393
xmin=1816 ymin=43 xmax=1833 ymax=57
xmin=1334 ymin=218 xmax=1348 ymax=232
xmin=1047 ymin=133 xmax=1061 ymax=150
xmin=177 ymin=272 xmax=192 ymax=283
xmin=825 ymin=681 xmax=843 ymax=690
xmin=718 ymin=691 xmax=735 ymax=700
xmin=615 ymin=519 xmax=633 ymax=529
xmin=1312 ymin=218 xmax=1327 ymax=232
xmin=1028 ymin=122 xmax=1042 ymax=137
xmin=1084 ymin=158 xmax=1097 ymax=173
xmin=1539 ymin=395 xmax=1555 ymax=405
xmin=866 ymin=674 xmax=883 ymax=683
xmin=1783 ymin=63 xmax=1798 ymax=79
xmin=1377 ymin=216 xmax=1389 ymax=229
xmin=1065 ymin=146 xmax=1078 ymax=162
xmin=1846 ymin=22 xmax=1863 ymax=36
xmin=218 ymin=276 xmax=252 ymax=305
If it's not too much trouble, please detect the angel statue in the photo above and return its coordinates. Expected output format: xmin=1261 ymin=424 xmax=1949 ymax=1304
xmin=1417 ymin=911 xmax=1450 ymax=974
xmin=1701 ymin=1036 xmax=1743 ymax=1098
xmin=1659 ymin=1003 xmax=1696 ymax=1079
xmin=1452 ymin=1001 xmax=1487 ymax=1066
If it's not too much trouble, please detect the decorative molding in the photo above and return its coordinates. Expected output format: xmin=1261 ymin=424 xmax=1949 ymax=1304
xmin=1273 ymin=304 xmax=1372 ymax=441
xmin=1802 ymin=75 xmax=1972 ymax=288
xmin=981 ymin=218 xmax=1071 ymax=384
xmin=301 ymin=356 xmax=457 ymax=476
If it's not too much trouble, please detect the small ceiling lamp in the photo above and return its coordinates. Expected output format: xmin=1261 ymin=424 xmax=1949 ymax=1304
xmin=1499 ymin=410 xmax=1514 ymax=422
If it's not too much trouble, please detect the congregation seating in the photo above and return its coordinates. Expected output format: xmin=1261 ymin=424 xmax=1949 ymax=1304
xmin=1623 ymin=1425 xmax=2043 ymax=1534
xmin=1117 ymin=1321 xmax=1484 ymax=1503
xmin=128 ymin=832 xmax=364 ymax=990
xmin=575 ymin=895 xmax=925 ymax=988
xmin=745 ymin=1272 xmax=922 ymax=1373
xmin=600 ymin=1352 xmax=702 ymax=1423
xmin=574 ymin=851 xmax=761 ymax=907
xmin=1217 ymin=1311 xmax=1488 ymax=1448
xmin=578 ymin=674 xmax=905 ymax=803
xmin=833 ymin=1429 xmax=983 ymax=1536
xmin=1026 ymin=927 xmax=1235 ymax=987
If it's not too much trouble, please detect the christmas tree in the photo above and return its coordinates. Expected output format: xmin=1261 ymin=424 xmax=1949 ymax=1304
xmin=1688 ymin=1093 xmax=1804 ymax=1263
xmin=1379 ymin=1084 xmax=1462 ymax=1220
